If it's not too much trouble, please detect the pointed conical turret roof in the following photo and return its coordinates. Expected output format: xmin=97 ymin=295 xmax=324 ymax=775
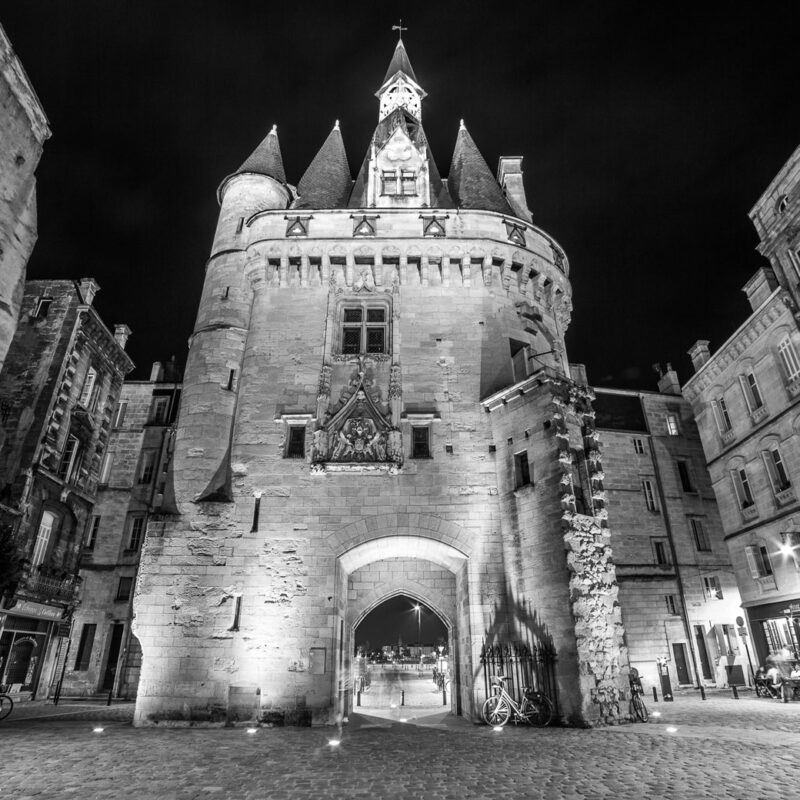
xmin=295 ymin=122 xmax=352 ymax=209
xmin=381 ymin=39 xmax=419 ymax=87
xmin=235 ymin=124 xmax=287 ymax=182
xmin=448 ymin=121 xmax=512 ymax=215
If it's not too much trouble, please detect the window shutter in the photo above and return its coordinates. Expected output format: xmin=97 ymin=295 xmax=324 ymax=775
xmin=744 ymin=545 xmax=761 ymax=579
xmin=727 ymin=627 xmax=741 ymax=656
xmin=713 ymin=624 xmax=726 ymax=657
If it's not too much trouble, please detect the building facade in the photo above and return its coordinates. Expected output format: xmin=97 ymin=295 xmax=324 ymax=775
xmin=592 ymin=368 xmax=746 ymax=690
xmin=133 ymin=39 xmax=630 ymax=727
xmin=0 ymin=279 xmax=132 ymax=698
xmin=683 ymin=145 xmax=800 ymax=669
xmin=59 ymin=361 xmax=181 ymax=699
xmin=0 ymin=23 xmax=50 ymax=373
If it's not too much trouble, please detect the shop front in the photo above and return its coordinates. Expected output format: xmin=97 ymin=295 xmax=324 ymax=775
xmin=745 ymin=598 xmax=800 ymax=668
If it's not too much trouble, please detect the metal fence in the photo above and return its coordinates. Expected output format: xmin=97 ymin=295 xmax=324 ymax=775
xmin=480 ymin=641 xmax=558 ymax=715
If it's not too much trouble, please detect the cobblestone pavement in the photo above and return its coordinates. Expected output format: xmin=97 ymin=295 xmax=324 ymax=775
xmin=1 ymin=689 xmax=798 ymax=800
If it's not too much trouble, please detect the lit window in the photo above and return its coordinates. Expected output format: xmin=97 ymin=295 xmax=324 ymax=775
xmin=642 ymin=479 xmax=658 ymax=512
xmin=711 ymin=397 xmax=732 ymax=434
xmin=633 ymin=438 xmax=645 ymax=455
xmin=411 ymin=427 xmax=431 ymax=459
xmin=514 ymin=451 xmax=531 ymax=488
xmin=400 ymin=170 xmax=416 ymax=195
xmin=703 ymin=575 xmax=723 ymax=600
xmin=381 ymin=170 xmax=398 ymax=195
xmin=739 ymin=371 xmax=764 ymax=413
xmin=690 ymin=518 xmax=710 ymax=552
xmin=730 ymin=467 xmax=755 ymax=509
xmin=762 ymin=446 xmax=791 ymax=494
xmin=381 ymin=169 xmax=416 ymax=196
xmin=31 ymin=511 xmax=57 ymax=566
xmin=745 ymin=544 xmax=774 ymax=579
xmin=778 ymin=336 xmax=800 ymax=382
xmin=665 ymin=414 xmax=680 ymax=436
xmin=340 ymin=304 xmax=388 ymax=355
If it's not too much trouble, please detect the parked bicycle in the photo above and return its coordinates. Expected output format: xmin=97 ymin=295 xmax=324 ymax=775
xmin=0 ymin=685 xmax=13 ymax=721
xmin=628 ymin=668 xmax=648 ymax=722
xmin=482 ymin=675 xmax=553 ymax=727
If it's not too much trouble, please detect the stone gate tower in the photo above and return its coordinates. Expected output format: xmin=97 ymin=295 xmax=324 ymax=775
xmin=133 ymin=39 xmax=627 ymax=726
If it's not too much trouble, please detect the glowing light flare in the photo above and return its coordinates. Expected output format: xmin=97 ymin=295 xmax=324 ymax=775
xmin=92 ymin=727 xmax=104 ymax=733
xmin=665 ymin=726 xmax=678 ymax=733
xmin=493 ymin=726 xmax=504 ymax=732
xmin=328 ymin=738 xmax=341 ymax=747
xmin=652 ymin=711 xmax=661 ymax=717
xmin=246 ymin=727 xmax=258 ymax=734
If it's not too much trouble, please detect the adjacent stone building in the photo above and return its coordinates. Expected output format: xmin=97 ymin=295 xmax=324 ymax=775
xmin=0 ymin=23 xmax=50 ymax=373
xmin=58 ymin=360 xmax=181 ymax=699
xmin=132 ymin=39 xmax=631 ymax=727
xmin=592 ymin=367 xmax=746 ymax=690
xmin=0 ymin=279 xmax=133 ymax=697
xmin=683 ymin=144 xmax=800 ymax=669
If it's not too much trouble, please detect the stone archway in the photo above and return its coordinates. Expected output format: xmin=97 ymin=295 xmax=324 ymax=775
xmin=334 ymin=533 xmax=470 ymax=719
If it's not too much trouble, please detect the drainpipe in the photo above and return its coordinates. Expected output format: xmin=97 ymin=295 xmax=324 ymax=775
xmin=647 ymin=436 xmax=702 ymax=687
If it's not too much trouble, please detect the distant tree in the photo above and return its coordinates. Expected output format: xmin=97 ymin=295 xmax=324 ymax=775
xmin=0 ymin=523 xmax=24 ymax=603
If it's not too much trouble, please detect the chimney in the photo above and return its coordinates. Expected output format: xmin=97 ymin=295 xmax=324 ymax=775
xmin=113 ymin=324 xmax=131 ymax=350
xmin=497 ymin=157 xmax=532 ymax=222
xmin=569 ymin=363 xmax=589 ymax=386
xmin=688 ymin=340 xmax=711 ymax=372
xmin=742 ymin=267 xmax=779 ymax=312
xmin=150 ymin=361 xmax=164 ymax=382
xmin=77 ymin=278 xmax=100 ymax=306
xmin=657 ymin=363 xmax=681 ymax=395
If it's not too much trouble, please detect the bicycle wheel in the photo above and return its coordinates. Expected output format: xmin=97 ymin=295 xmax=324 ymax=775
xmin=482 ymin=695 xmax=510 ymax=726
xmin=631 ymin=693 xmax=648 ymax=722
xmin=0 ymin=694 xmax=13 ymax=721
xmin=521 ymin=693 xmax=554 ymax=727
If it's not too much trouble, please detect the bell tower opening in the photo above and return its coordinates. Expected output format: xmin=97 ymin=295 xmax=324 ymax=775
xmin=352 ymin=594 xmax=451 ymax=720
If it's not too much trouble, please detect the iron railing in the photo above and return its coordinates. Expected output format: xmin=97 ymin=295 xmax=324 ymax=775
xmin=19 ymin=573 xmax=80 ymax=602
xmin=480 ymin=640 xmax=558 ymax=716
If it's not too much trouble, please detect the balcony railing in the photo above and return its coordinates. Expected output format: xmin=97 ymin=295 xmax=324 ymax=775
xmin=741 ymin=504 xmax=759 ymax=522
xmin=19 ymin=571 xmax=81 ymax=603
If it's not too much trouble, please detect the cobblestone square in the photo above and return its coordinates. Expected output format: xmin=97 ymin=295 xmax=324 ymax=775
xmin=2 ymin=690 xmax=797 ymax=799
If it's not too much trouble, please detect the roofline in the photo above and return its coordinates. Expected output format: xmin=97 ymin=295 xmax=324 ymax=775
xmin=748 ymin=143 xmax=800 ymax=220
xmin=375 ymin=71 xmax=428 ymax=100
xmin=216 ymin=171 xmax=293 ymax=205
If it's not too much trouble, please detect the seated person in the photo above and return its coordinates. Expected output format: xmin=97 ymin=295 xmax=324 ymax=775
xmin=766 ymin=663 xmax=784 ymax=696
xmin=791 ymin=663 xmax=800 ymax=679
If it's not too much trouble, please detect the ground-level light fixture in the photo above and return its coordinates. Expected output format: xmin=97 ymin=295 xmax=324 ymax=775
xmin=246 ymin=727 xmax=258 ymax=734
xmin=665 ymin=726 xmax=678 ymax=733
xmin=93 ymin=727 xmax=104 ymax=733
xmin=493 ymin=726 xmax=504 ymax=732
xmin=328 ymin=738 xmax=341 ymax=747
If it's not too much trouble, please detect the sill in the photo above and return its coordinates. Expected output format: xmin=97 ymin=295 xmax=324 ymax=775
xmin=720 ymin=429 xmax=735 ymax=445
xmin=775 ymin=486 xmax=796 ymax=506
xmin=122 ymin=549 xmax=139 ymax=556
xmin=741 ymin=504 xmax=759 ymax=521
xmin=787 ymin=377 xmax=800 ymax=398
xmin=750 ymin=406 xmax=768 ymax=424
xmin=513 ymin=482 xmax=534 ymax=495
xmin=755 ymin=574 xmax=778 ymax=594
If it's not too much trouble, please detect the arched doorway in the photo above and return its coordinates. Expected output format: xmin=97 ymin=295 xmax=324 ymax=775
xmin=353 ymin=594 xmax=450 ymax=719
xmin=334 ymin=534 xmax=471 ymax=720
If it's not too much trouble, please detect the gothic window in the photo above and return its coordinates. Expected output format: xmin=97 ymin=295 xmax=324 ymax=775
xmin=339 ymin=302 xmax=389 ymax=355
xmin=411 ymin=426 xmax=431 ymax=459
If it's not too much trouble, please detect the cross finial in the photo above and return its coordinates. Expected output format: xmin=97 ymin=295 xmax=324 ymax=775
xmin=392 ymin=20 xmax=407 ymax=41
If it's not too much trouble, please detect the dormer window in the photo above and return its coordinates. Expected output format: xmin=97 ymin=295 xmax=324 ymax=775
xmin=381 ymin=169 xmax=417 ymax=197
xmin=382 ymin=171 xmax=398 ymax=195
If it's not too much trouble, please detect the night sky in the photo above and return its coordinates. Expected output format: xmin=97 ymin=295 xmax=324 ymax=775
xmin=2 ymin=2 xmax=798 ymax=386
xmin=354 ymin=596 xmax=447 ymax=651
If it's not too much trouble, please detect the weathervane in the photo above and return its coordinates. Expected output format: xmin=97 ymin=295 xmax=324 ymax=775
xmin=392 ymin=20 xmax=407 ymax=41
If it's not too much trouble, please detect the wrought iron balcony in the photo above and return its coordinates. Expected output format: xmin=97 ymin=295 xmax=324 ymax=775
xmin=18 ymin=571 xmax=81 ymax=603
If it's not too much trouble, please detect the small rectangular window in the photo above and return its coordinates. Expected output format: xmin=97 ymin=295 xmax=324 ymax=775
xmin=34 ymin=297 xmax=53 ymax=318
xmin=127 ymin=517 xmax=146 ymax=552
xmin=400 ymin=170 xmax=416 ymax=195
xmin=731 ymin=467 xmax=755 ymax=509
xmin=236 ymin=217 xmax=244 ymax=234
xmin=112 ymin=401 xmax=127 ymax=429
xmin=677 ymin=460 xmax=694 ymax=492
xmin=287 ymin=426 xmax=306 ymax=458
xmin=509 ymin=339 xmax=529 ymax=383
xmin=654 ymin=540 xmax=669 ymax=565
xmin=411 ymin=427 xmax=431 ymax=459
xmin=665 ymin=414 xmax=680 ymax=436
xmin=703 ymin=575 xmax=723 ymax=600
xmin=642 ymin=479 xmax=657 ymax=512
xmin=745 ymin=544 xmax=774 ymax=578
xmin=340 ymin=304 xmax=389 ymax=355
xmin=633 ymin=438 xmax=645 ymax=455
xmin=690 ymin=518 xmax=710 ymax=552
xmin=514 ymin=451 xmax=531 ymax=488
xmin=149 ymin=397 xmax=169 ymax=424
xmin=74 ymin=624 xmax=97 ymax=671
xmin=779 ymin=336 xmax=800 ymax=382
xmin=138 ymin=450 xmax=157 ymax=484
xmin=665 ymin=595 xmax=678 ymax=615
xmin=225 ymin=369 xmax=236 ymax=391
xmin=230 ymin=595 xmax=242 ymax=631
xmin=85 ymin=515 xmax=101 ymax=551
xmin=58 ymin=435 xmax=82 ymax=482
xmin=116 ymin=576 xmax=133 ymax=602
xmin=381 ymin=171 xmax=398 ymax=195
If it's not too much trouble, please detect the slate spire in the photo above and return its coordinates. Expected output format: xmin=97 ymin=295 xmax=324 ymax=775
xmin=448 ymin=120 xmax=513 ymax=215
xmin=295 ymin=121 xmax=352 ymax=209
xmin=233 ymin=124 xmax=287 ymax=183
xmin=380 ymin=38 xmax=419 ymax=88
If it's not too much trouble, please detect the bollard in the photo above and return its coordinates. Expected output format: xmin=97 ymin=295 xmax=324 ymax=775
xmin=401 ymin=690 xmax=405 ymax=707
xmin=442 ymin=685 xmax=447 ymax=706
xmin=108 ymin=688 xmax=113 ymax=706
xmin=357 ymin=690 xmax=361 ymax=707
xmin=784 ymin=684 xmax=790 ymax=704
xmin=731 ymin=684 xmax=739 ymax=700
xmin=699 ymin=685 xmax=706 ymax=700
xmin=652 ymin=687 xmax=658 ymax=703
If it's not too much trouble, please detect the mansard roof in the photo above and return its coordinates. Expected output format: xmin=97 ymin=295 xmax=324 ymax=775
xmin=295 ymin=123 xmax=352 ymax=209
xmin=234 ymin=126 xmax=287 ymax=183
xmin=348 ymin=108 xmax=451 ymax=208
xmin=448 ymin=123 xmax=513 ymax=215
xmin=380 ymin=39 xmax=419 ymax=89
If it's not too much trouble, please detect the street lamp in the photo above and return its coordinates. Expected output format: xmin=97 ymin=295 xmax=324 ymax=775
xmin=414 ymin=604 xmax=421 ymax=648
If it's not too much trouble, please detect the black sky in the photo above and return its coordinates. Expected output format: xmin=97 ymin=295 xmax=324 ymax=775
xmin=3 ymin=1 xmax=798 ymax=386
xmin=354 ymin=596 xmax=447 ymax=650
